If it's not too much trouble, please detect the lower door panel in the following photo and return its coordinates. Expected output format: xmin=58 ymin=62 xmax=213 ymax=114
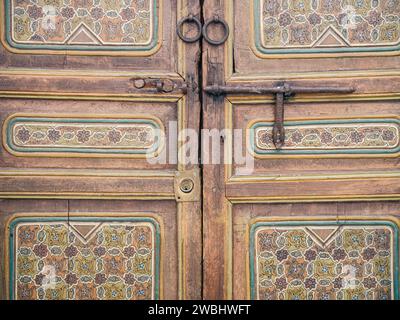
xmin=232 ymin=201 xmax=400 ymax=300
xmin=0 ymin=199 xmax=178 ymax=300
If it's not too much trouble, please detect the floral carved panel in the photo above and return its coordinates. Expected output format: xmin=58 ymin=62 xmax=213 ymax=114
xmin=3 ymin=114 xmax=163 ymax=157
xmin=250 ymin=219 xmax=399 ymax=300
xmin=3 ymin=0 xmax=159 ymax=53
xmin=254 ymin=0 xmax=400 ymax=55
xmin=8 ymin=216 xmax=161 ymax=300
xmin=249 ymin=118 xmax=400 ymax=156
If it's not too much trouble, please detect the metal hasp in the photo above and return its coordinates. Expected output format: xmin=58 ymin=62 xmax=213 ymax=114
xmin=204 ymin=82 xmax=355 ymax=149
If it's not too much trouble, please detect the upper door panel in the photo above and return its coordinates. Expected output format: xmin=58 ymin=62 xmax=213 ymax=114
xmin=230 ymin=0 xmax=400 ymax=79
xmin=3 ymin=0 xmax=159 ymax=55
xmin=0 ymin=0 xmax=183 ymax=76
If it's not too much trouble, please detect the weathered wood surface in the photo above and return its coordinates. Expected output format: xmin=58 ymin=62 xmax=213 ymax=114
xmin=202 ymin=0 xmax=400 ymax=300
xmin=0 ymin=0 xmax=202 ymax=300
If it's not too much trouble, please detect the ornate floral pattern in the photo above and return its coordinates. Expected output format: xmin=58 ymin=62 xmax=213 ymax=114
xmin=9 ymin=217 xmax=159 ymax=300
xmin=6 ymin=0 xmax=157 ymax=50
xmin=252 ymin=221 xmax=399 ymax=300
xmin=256 ymin=0 xmax=400 ymax=53
xmin=5 ymin=115 xmax=162 ymax=156
xmin=253 ymin=120 xmax=400 ymax=154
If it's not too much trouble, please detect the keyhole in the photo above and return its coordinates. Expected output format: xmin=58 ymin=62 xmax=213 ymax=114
xmin=180 ymin=179 xmax=194 ymax=194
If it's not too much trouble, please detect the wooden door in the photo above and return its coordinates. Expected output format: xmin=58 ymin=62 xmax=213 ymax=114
xmin=202 ymin=0 xmax=400 ymax=300
xmin=0 ymin=0 xmax=202 ymax=300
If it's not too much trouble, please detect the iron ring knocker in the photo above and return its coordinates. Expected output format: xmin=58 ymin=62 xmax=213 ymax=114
xmin=202 ymin=16 xmax=230 ymax=45
xmin=176 ymin=15 xmax=202 ymax=43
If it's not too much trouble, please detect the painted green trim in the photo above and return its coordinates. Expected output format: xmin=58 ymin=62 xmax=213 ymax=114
xmin=249 ymin=118 xmax=400 ymax=155
xmin=4 ymin=0 xmax=159 ymax=52
xmin=8 ymin=216 xmax=161 ymax=300
xmin=253 ymin=0 xmax=400 ymax=55
xmin=249 ymin=219 xmax=400 ymax=300
xmin=5 ymin=116 xmax=161 ymax=155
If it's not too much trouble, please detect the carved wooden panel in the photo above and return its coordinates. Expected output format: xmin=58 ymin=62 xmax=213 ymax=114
xmin=228 ymin=202 xmax=400 ymax=300
xmin=250 ymin=219 xmax=399 ymax=300
xmin=0 ymin=0 xmax=183 ymax=76
xmin=254 ymin=0 xmax=400 ymax=55
xmin=202 ymin=0 xmax=400 ymax=301
xmin=4 ymin=114 xmax=163 ymax=157
xmin=0 ymin=98 xmax=177 ymax=169
xmin=7 ymin=215 xmax=160 ymax=300
xmin=3 ymin=0 xmax=159 ymax=54
xmin=250 ymin=118 xmax=400 ymax=156
xmin=227 ymin=99 xmax=400 ymax=181
xmin=230 ymin=0 xmax=400 ymax=77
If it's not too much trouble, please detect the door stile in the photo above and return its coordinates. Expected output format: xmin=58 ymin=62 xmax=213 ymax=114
xmin=201 ymin=0 xmax=233 ymax=300
xmin=176 ymin=0 xmax=203 ymax=300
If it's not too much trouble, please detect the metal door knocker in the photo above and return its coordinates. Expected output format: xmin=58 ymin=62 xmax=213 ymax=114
xmin=177 ymin=15 xmax=229 ymax=45
xmin=176 ymin=15 xmax=202 ymax=43
xmin=202 ymin=15 xmax=230 ymax=45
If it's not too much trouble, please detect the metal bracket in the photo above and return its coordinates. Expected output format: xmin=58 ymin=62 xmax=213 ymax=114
xmin=174 ymin=169 xmax=201 ymax=202
xmin=131 ymin=78 xmax=188 ymax=94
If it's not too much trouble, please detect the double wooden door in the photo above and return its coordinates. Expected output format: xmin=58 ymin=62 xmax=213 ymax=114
xmin=0 ymin=0 xmax=399 ymax=300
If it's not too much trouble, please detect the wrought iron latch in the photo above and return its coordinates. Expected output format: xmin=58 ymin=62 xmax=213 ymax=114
xmin=204 ymin=82 xmax=355 ymax=149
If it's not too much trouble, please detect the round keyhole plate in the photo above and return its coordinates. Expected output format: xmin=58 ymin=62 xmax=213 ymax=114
xmin=180 ymin=179 xmax=194 ymax=194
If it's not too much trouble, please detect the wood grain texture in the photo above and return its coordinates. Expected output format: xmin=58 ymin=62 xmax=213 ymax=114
xmin=202 ymin=0 xmax=232 ymax=300
xmin=178 ymin=0 xmax=203 ymax=300
xmin=0 ymin=0 xmax=203 ymax=300
xmin=202 ymin=0 xmax=400 ymax=300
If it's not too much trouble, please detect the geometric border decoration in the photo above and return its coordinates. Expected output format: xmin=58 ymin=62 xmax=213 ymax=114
xmin=7 ymin=215 xmax=161 ymax=300
xmin=249 ymin=218 xmax=400 ymax=300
